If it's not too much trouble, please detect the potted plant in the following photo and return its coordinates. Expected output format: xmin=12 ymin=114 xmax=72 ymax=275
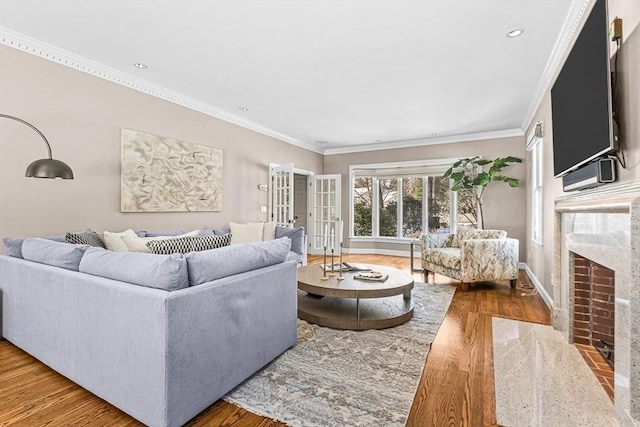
xmin=443 ymin=156 xmax=522 ymax=229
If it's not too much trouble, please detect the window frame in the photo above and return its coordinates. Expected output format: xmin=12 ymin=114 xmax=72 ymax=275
xmin=348 ymin=159 xmax=462 ymax=242
xmin=527 ymin=128 xmax=544 ymax=247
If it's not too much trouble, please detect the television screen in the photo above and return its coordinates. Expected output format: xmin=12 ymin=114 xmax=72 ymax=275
xmin=551 ymin=0 xmax=613 ymax=177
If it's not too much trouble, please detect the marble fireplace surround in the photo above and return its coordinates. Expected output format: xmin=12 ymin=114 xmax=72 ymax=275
xmin=553 ymin=180 xmax=640 ymax=426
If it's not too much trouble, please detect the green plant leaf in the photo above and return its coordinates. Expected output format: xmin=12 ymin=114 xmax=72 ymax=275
xmin=443 ymin=167 xmax=453 ymax=178
xmin=508 ymin=178 xmax=520 ymax=187
xmin=473 ymin=172 xmax=490 ymax=187
xmin=450 ymin=171 xmax=465 ymax=181
xmin=504 ymin=156 xmax=522 ymax=163
xmin=475 ymin=159 xmax=492 ymax=166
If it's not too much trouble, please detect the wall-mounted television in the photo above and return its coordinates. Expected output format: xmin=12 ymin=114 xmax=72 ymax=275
xmin=551 ymin=0 xmax=614 ymax=178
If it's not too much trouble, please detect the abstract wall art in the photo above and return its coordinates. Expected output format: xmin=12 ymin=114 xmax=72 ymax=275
xmin=121 ymin=129 xmax=223 ymax=212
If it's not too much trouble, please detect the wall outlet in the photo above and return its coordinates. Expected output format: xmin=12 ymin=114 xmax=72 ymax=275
xmin=260 ymin=205 xmax=267 ymax=213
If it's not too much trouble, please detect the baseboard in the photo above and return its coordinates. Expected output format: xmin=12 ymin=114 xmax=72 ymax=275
xmin=521 ymin=263 xmax=553 ymax=308
xmin=342 ymin=248 xmax=412 ymax=258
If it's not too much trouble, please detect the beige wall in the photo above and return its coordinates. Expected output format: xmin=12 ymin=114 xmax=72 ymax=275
xmin=524 ymin=0 xmax=640 ymax=297
xmin=0 ymin=46 xmax=323 ymax=246
xmin=324 ymin=136 xmax=528 ymax=260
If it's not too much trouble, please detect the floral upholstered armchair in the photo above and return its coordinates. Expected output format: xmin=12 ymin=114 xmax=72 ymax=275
xmin=421 ymin=226 xmax=519 ymax=291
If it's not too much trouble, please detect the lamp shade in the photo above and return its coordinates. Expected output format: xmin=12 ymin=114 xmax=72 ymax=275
xmin=1 ymin=113 xmax=75 ymax=180
xmin=26 ymin=158 xmax=74 ymax=179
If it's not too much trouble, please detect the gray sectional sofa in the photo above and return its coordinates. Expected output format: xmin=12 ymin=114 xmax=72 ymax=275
xmin=0 ymin=233 xmax=299 ymax=427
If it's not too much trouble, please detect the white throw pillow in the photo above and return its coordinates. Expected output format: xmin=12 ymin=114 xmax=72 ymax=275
xmin=121 ymin=230 xmax=199 ymax=253
xmin=262 ymin=222 xmax=276 ymax=241
xmin=230 ymin=222 xmax=264 ymax=245
xmin=103 ymin=229 xmax=137 ymax=252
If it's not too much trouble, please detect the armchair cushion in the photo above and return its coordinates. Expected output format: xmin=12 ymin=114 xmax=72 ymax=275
xmin=451 ymin=226 xmax=507 ymax=247
xmin=422 ymin=247 xmax=461 ymax=270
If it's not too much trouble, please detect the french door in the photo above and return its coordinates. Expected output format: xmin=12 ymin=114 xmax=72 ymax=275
xmin=269 ymin=163 xmax=294 ymax=226
xmin=309 ymin=174 xmax=341 ymax=255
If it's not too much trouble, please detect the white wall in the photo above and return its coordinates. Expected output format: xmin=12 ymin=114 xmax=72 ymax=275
xmin=524 ymin=0 xmax=640 ymax=298
xmin=0 ymin=45 xmax=323 ymax=246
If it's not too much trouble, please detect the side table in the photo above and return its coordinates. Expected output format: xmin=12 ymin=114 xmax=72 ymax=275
xmin=409 ymin=238 xmax=422 ymax=273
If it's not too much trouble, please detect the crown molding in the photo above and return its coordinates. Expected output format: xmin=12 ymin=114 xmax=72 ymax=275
xmin=0 ymin=27 xmax=325 ymax=155
xmin=520 ymin=0 xmax=592 ymax=131
xmin=323 ymin=128 xmax=525 ymax=156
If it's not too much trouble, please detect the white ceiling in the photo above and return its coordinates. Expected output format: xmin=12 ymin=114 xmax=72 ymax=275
xmin=0 ymin=0 xmax=586 ymax=153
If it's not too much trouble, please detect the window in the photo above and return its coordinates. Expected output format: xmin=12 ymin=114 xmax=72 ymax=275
xmin=528 ymin=125 xmax=544 ymax=245
xmin=350 ymin=159 xmax=465 ymax=240
xmin=353 ymin=177 xmax=373 ymax=236
xmin=402 ymin=177 xmax=423 ymax=237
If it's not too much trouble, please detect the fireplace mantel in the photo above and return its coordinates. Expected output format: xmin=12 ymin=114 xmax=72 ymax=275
xmin=553 ymin=180 xmax=640 ymax=426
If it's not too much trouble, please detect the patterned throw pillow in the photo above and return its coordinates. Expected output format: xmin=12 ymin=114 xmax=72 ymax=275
xmin=65 ymin=229 xmax=106 ymax=248
xmin=146 ymin=234 xmax=231 ymax=255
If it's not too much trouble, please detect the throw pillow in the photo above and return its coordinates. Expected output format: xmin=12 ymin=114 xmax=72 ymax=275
xmin=146 ymin=234 xmax=231 ymax=255
xmin=229 ymin=222 xmax=264 ymax=245
xmin=275 ymin=225 xmax=305 ymax=254
xmin=3 ymin=237 xmax=26 ymax=258
xmin=65 ymin=229 xmax=106 ymax=248
xmin=262 ymin=221 xmax=277 ymax=241
xmin=121 ymin=230 xmax=200 ymax=253
xmin=103 ymin=229 xmax=138 ymax=252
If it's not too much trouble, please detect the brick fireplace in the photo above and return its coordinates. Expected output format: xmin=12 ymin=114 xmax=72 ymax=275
xmin=573 ymin=254 xmax=615 ymax=354
xmin=573 ymin=253 xmax=615 ymax=400
xmin=553 ymin=181 xmax=640 ymax=425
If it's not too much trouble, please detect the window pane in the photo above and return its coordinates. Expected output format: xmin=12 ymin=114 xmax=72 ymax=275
xmin=379 ymin=178 xmax=398 ymax=237
xmin=456 ymin=188 xmax=478 ymax=228
xmin=402 ymin=177 xmax=423 ymax=237
xmin=353 ymin=177 xmax=372 ymax=236
xmin=427 ymin=176 xmax=453 ymax=233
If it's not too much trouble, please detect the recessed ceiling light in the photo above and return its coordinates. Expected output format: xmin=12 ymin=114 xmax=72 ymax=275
xmin=238 ymin=107 xmax=248 ymax=112
xmin=506 ymin=28 xmax=524 ymax=38
xmin=315 ymin=140 xmax=328 ymax=145
xmin=133 ymin=63 xmax=148 ymax=69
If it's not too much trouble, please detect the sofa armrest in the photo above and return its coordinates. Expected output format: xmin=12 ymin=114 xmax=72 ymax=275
xmin=460 ymin=238 xmax=519 ymax=282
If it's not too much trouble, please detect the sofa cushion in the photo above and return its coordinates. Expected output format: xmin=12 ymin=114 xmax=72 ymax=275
xmin=146 ymin=234 xmax=231 ymax=255
xmin=22 ymin=238 xmax=90 ymax=271
xmin=185 ymin=237 xmax=291 ymax=286
xmin=423 ymin=247 xmax=461 ymax=270
xmin=103 ymin=229 xmax=138 ymax=252
xmin=121 ymin=230 xmax=200 ymax=253
xmin=275 ymin=225 xmax=305 ymax=255
xmin=79 ymin=247 xmax=189 ymax=291
xmin=3 ymin=235 xmax=66 ymax=259
xmin=65 ymin=229 xmax=106 ymax=248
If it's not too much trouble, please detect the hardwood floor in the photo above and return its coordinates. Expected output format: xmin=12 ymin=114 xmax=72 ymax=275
xmin=0 ymin=254 xmax=550 ymax=426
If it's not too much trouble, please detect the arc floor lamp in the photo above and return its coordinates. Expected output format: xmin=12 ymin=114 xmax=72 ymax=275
xmin=0 ymin=114 xmax=74 ymax=179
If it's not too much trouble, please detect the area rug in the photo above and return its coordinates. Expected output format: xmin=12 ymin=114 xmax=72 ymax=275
xmin=224 ymin=282 xmax=455 ymax=427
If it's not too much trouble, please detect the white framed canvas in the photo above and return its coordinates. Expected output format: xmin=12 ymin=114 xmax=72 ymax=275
xmin=121 ymin=129 xmax=223 ymax=212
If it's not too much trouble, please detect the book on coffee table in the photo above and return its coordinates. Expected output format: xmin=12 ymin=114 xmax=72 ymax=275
xmin=320 ymin=262 xmax=372 ymax=272
xmin=354 ymin=271 xmax=389 ymax=282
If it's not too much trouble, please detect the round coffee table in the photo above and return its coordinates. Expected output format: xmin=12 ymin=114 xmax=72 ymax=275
xmin=297 ymin=264 xmax=414 ymax=330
